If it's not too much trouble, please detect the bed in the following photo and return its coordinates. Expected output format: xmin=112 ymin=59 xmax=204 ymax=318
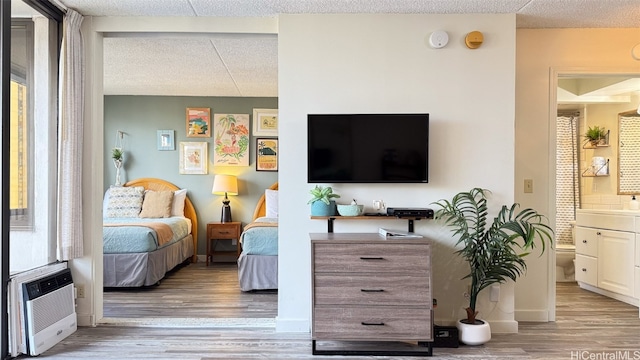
xmin=237 ymin=182 xmax=278 ymax=291
xmin=102 ymin=178 xmax=198 ymax=287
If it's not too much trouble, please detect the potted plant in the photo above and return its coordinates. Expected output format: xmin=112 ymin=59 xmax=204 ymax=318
xmin=308 ymin=185 xmax=340 ymax=216
xmin=112 ymin=147 xmax=124 ymax=186
xmin=583 ymin=125 xmax=607 ymax=146
xmin=432 ymin=188 xmax=553 ymax=345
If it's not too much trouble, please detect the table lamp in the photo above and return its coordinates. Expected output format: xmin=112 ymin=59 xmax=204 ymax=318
xmin=212 ymin=174 xmax=238 ymax=223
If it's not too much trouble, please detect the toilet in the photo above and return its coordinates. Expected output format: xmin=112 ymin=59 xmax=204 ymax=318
xmin=556 ymin=220 xmax=576 ymax=282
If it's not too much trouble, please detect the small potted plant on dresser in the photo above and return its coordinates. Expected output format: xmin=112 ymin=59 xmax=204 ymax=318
xmin=432 ymin=188 xmax=553 ymax=345
xmin=308 ymin=185 xmax=340 ymax=216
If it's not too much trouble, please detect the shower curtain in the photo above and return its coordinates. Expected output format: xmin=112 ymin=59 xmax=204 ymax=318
xmin=556 ymin=114 xmax=580 ymax=245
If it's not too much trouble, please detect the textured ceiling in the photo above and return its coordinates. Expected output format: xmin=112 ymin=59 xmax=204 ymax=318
xmin=52 ymin=0 xmax=640 ymax=97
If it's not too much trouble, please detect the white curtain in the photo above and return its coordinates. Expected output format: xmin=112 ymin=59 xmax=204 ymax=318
xmin=57 ymin=9 xmax=84 ymax=260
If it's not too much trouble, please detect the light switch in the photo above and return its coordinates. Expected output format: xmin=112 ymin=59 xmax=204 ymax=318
xmin=524 ymin=179 xmax=533 ymax=193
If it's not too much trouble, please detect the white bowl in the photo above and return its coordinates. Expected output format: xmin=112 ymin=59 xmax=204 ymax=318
xmin=337 ymin=204 xmax=364 ymax=216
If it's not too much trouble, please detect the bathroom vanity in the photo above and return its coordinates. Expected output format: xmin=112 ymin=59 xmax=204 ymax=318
xmin=575 ymin=209 xmax=640 ymax=317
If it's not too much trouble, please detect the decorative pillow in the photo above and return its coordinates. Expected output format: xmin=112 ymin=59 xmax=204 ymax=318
xmin=265 ymin=189 xmax=278 ymax=218
xmin=172 ymin=189 xmax=188 ymax=217
xmin=106 ymin=186 xmax=145 ymax=218
xmin=139 ymin=190 xmax=174 ymax=218
xmin=103 ymin=188 xmax=111 ymax=217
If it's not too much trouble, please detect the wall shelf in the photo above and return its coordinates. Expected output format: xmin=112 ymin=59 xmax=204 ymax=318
xmin=583 ymin=129 xmax=610 ymax=149
xmin=582 ymin=158 xmax=609 ymax=177
xmin=311 ymin=215 xmax=431 ymax=233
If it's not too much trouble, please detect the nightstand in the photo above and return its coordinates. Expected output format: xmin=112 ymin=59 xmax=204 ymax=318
xmin=206 ymin=221 xmax=242 ymax=266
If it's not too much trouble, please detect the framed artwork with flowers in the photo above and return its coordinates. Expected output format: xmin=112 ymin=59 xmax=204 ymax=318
xmin=179 ymin=142 xmax=208 ymax=174
xmin=213 ymin=113 xmax=250 ymax=166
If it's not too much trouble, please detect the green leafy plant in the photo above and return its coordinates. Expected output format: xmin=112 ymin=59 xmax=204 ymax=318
xmin=583 ymin=125 xmax=606 ymax=143
xmin=432 ymin=188 xmax=553 ymax=325
xmin=307 ymin=185 xmax=340 ymax=205
xmin=112 ymin=148 xmax=123 ymax=161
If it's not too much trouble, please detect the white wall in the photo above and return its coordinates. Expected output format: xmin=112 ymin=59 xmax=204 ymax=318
xmin=515 ymin=28 xmax=640 ymax=321
xmin=278 ymin=14 xmax=518 ymax=332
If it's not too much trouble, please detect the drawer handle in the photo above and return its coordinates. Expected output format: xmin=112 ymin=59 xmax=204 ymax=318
xmin=582 ymin=240 xmax=587 ymax=244
xmin=596 ymin=232 xmax=601 ymax=236
xmin=361 ymin=322 xmax=385 ymax=326
xmin=219 ymin=231 xmax=231 ymax=234
xmin=582 ymin=268 xmax=587 ymax=272
xmin=360 ymin=257 xmax=384 ymax=260
xmin=361 ymin=289 xmax=385 ymax=293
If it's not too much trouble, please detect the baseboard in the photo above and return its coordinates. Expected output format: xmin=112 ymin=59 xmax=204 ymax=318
xmin=578 ymin=282 xmax=639 ymax=307
xmin=77 ymin=314 xmax=95 ymax=327
xmin=515 ymin=309 xmax=549 ymax=322
xmin=275 ymin=316 xmax=310 ymax=333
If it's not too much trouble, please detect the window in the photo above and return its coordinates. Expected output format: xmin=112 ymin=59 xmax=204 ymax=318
xmin=9 ymin=19 xmax=33 ymax=230
xmin=7 ymin=5 xmax=60 ymax=274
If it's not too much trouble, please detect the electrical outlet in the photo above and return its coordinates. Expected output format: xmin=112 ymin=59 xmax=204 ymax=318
xmin=76 ymin=284 xmax=85 ymax=298
xmin=524 ymin=179 xmax=533 ymax=193
xmin=373 ymin=200 xmax=384 ymax=210
xmin=490 ymin=284 xmax=500 ymax=302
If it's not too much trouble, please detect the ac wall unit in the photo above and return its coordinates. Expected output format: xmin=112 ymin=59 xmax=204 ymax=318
xmin=22 ymin=268 xmax=77 ymax=356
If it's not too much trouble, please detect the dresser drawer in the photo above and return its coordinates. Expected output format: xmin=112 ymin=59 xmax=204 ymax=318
xmin=314 ymin=274 xmax=430 ymax=306
xmin=313 ymin=243 xmax=430 ymax=274
xmin=575 ymin=254 xmax=597 ymax=286
xmin=575 ymin=227 xmax=598 ymax=257
xmin=313 ymin=306 xmax=432 ymax=341
xmin=209 ymin=226 xmax=239 ymax=239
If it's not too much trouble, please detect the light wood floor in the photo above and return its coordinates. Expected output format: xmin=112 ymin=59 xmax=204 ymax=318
xmin=38 ymin=264 xmax=640 ymax=359
xmin=103 ymin=262 xmax=277 ymax=319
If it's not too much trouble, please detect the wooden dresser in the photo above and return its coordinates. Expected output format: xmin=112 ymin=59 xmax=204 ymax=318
xmin=310 ymin=232 xmax=433 ymax=356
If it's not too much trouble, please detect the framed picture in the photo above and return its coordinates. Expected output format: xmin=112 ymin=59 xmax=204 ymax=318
xmin=213 ymin=113 xmax=250 ymax=166
xmin=179 ymin=142 xmax=208 ymax=174
xmin=186 ymin=107 xmax=211 ymax=137
xmin=256 ymin=138 xmax=278 ymax=171
xmin=157 ymin=130 xmax=175 ymax=151
xmin=252 ymin=108 xmax=278 ymax=136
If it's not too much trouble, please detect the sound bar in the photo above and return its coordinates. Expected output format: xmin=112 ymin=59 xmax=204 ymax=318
xmin=386 ymin=208 xmax=434 ymax=219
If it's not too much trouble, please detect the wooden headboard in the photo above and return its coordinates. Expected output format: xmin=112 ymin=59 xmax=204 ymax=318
xmin=252 ymin=182 xmax=278 ymax=221
xmin=124 ymin=178 xmax=198 ymax=263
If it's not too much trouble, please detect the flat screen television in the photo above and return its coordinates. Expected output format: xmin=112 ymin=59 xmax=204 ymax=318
xmin=307 ymin=113 xmax=429 ymax=183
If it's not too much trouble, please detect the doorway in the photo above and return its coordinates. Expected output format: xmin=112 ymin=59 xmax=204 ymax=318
xmin=552 ymin=70 xmax=640 ymax=320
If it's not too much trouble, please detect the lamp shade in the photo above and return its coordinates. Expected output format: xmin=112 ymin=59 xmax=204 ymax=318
xmin=212 ymin=174 xmax=238 ymax=196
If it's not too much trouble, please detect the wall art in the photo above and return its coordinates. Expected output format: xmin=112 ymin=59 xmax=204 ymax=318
xmin=213 ymin=113 xmax=250 ymax=166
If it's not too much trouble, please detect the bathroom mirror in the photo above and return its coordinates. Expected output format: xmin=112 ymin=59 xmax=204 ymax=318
xmin=618 ymin=110 xmax=640 ymax=195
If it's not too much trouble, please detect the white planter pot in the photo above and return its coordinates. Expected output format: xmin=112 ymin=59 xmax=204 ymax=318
xmin=457 ymin=319 xmax=491 ymax=345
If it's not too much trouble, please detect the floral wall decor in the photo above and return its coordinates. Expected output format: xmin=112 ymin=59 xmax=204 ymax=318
xmin=213 ymin=113 xmax=250 ymax=166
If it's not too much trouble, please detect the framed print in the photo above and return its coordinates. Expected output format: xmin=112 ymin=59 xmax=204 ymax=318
xmin=252 ymin=108 xmax=278 ymax=136
xmin=179 ymin=142 xmax=208 ymax=174
xmin=186 ymin=107 xmax=211 ymax=137
xmin=157 ymin=130 xmax=175 ymax=150
xmin=213 ymin=113 xmax=250 ymax=166
xmin=256 ymin=138 xmax=278 ymax=171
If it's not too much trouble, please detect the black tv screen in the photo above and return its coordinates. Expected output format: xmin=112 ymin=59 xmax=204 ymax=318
xmin=307 ymin=113 xmax=429 ymax=183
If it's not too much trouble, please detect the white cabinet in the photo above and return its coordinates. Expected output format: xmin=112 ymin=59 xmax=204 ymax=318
xmin=574 ymin=226 xmax=599 ymax=286
xmin=597 ymin=230 xmax=635 ymax=297
xmin=636 ymin=237 xmax=640 ymax=299
xmin=575 ymin=210 xmax=638 ymax=307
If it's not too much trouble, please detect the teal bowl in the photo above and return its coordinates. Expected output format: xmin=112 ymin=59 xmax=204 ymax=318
xmin=337 ymin=204 xmax=364 ymax=216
